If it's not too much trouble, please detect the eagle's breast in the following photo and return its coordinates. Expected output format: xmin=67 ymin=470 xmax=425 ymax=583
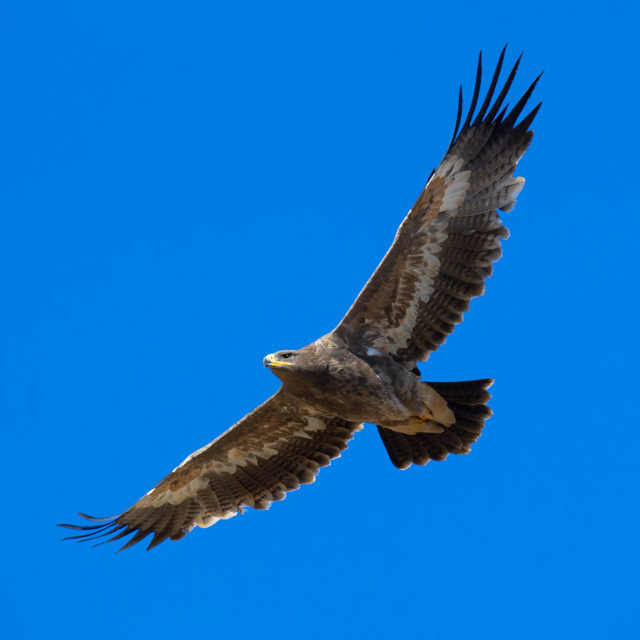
xmin=275 ymin=334 xmax=410 ymax=424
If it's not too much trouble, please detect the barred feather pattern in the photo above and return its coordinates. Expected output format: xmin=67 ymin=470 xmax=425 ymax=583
xmin=58 ymin=390 xmax=362 ymax=551
xmin=336 ymin=47 xmax=541 ymax=365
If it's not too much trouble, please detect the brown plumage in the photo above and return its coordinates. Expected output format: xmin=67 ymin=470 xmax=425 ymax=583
xmin=59 ymin=48 xmax=540 ymax=550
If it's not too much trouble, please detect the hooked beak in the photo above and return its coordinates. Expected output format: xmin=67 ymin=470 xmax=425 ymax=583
xmin=263 ymin=353 xmax=293 ymax=368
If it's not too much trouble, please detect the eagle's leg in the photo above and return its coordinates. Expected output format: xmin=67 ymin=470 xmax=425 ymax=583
xmin=378 ymin=381 xmax=455 ymax=435
xmin=416 ymin=382 xmax=456 ymax=426
xmin=380 ymin=417 xmax=446 ymax=436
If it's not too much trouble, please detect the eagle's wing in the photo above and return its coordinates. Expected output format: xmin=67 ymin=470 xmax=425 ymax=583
xmin=335 ymin=49 xmax=541 ymax=366
xmin=59 ymin=390 xmax=362 ymax=551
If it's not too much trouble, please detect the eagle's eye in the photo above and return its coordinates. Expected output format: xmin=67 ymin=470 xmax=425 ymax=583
xmin=281 ymin=352 xmax=294 ymax=359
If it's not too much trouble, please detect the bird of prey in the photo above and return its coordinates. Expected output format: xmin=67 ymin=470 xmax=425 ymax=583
xmin=60 ymin=48 xmax=541 ymax=551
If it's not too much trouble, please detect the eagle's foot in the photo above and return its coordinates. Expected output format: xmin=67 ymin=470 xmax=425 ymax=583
xmin=412 ymin=415 xmax=446 ymax=434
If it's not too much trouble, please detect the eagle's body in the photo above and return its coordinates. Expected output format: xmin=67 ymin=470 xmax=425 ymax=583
xmin=60 ymin=49 xmax=541 ymax=551
xmin=265 ymin=334 xmax=453 ymax=431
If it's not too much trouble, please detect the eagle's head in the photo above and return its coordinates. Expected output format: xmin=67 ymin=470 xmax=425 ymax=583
xmin=263 ymin=347 xmax=318 ymax=386
xmin=263 ymin=341 xmax=334 ymax=391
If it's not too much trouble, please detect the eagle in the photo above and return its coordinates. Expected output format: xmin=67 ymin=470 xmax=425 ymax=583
xmin=60 ymin=48 xmax=541 ymax=551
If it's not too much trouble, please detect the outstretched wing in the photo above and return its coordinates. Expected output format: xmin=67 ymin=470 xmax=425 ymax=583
xmin=335 ymin=48 xmax=541 ymax=366
xmin=59 ymin=390 xmax=362 ymax=551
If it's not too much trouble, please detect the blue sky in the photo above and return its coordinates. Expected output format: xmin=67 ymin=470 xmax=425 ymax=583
xmin=2 ymin=1 xmax=639 ymax=638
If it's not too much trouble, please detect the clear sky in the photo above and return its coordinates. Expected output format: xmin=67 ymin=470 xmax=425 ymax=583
xmin=3 ymin=1 xmax=639 ymax=638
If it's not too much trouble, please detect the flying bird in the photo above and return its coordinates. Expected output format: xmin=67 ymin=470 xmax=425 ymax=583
xmin=60 ymin=48 xmax=541 ymax=551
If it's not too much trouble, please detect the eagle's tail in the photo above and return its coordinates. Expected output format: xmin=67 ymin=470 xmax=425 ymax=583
xmin=377 ymin=379 xmax=493 ymax=470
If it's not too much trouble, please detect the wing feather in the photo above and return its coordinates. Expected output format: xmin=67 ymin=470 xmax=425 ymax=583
xmin=59 ymin=390 xmax=362 ymax=551
xmin=335 ymin=48 xmax=541 ymax=365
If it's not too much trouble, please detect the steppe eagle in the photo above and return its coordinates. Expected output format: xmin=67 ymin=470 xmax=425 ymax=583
xmin=60 ymin=48 xmax=541 ymax=551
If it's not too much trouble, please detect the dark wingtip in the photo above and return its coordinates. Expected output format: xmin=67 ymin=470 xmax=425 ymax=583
xmin=460 ymin=52 xmax=483 ymax=133
xmin=57 ymin=521 xmax=107 ymax=531
xmin=57 ymin=508 xmax=171 ymax=552
xmin=516 ymin=101 xmax=542 ymax=131
xmin=503 ymin=70 xmax=543 ymax=126
xmin=473 ymin=47 xmax=506 ymax=125
xmin=484 ymin=52 xmax=522 ymax=123
xmin=60 ymin=524 xmax=122 ymax=543
xmin=532 ymin=70 xmax=544 ymax=87
xmin=449 ymin=47 xmax=542 ymax=151
xmin=77 ymin=512 xmax=115 ymax=522
xmin=116 ymin=529 xmax=154 ymax=553
xmin=448 ymin=85 xmax=464 ymax=149
xmin=58 ymin=511 xmax=124 ymax=546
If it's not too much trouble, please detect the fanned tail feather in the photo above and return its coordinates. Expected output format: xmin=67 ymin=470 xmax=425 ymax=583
xmin=378 ymin=379 xmax=493 ymax=470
